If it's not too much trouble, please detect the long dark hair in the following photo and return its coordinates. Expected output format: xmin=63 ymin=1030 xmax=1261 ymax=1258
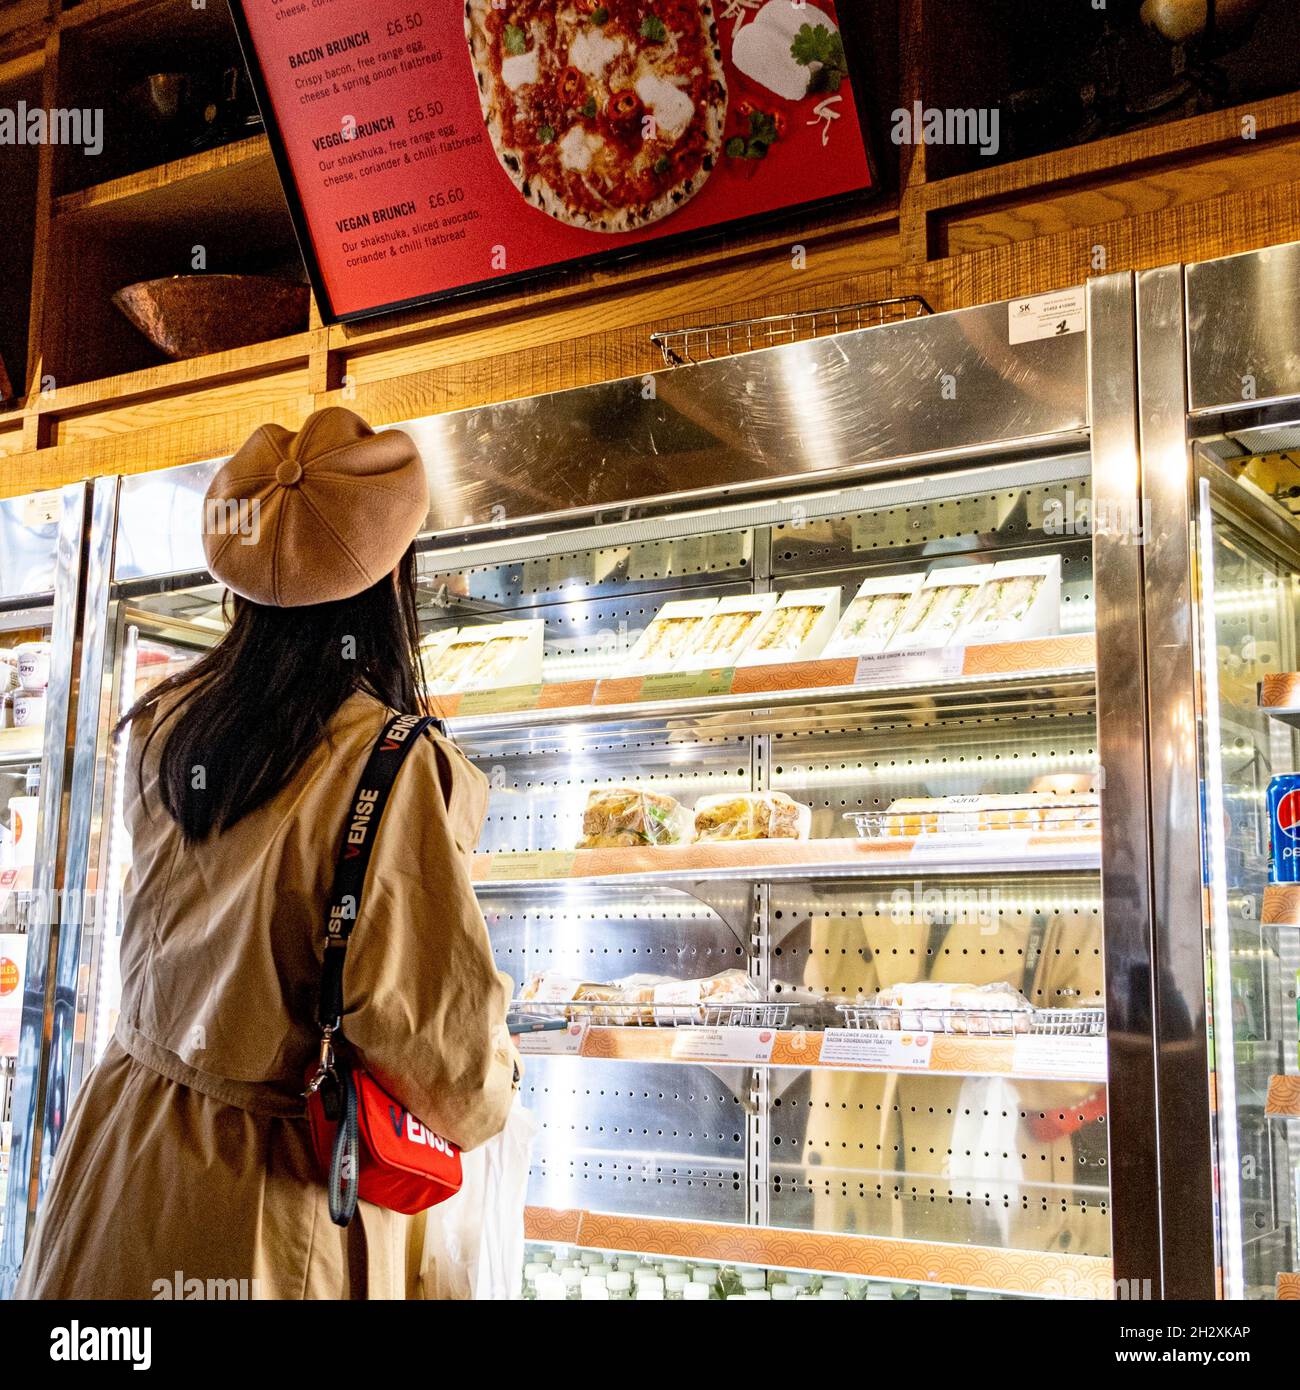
xmin=121 ymin=545 xmax=426 ymax=842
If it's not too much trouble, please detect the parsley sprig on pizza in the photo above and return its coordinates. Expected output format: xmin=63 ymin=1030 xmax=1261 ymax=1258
xmin=466 ymin=1 xmax=728 ymax=232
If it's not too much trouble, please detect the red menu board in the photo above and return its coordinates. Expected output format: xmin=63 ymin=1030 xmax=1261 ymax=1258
xmin=230 ymin=1 xmax=875 ymax=321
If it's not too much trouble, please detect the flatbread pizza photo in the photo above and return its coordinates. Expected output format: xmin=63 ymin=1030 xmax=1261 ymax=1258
xmin=465 ymin=1 xmax=728 ymax=233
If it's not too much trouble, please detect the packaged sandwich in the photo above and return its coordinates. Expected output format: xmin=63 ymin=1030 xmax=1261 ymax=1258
xmin=652 ymin=968 xmax=760 ymax=1006
xmin=426 ymin=618 xmax=544 ymax=693
xmin=516 ymin=967 xmax=760 ymax=1024
xmin=519 ymin=971 xmax=586 ymax=1005
xmin=621 ymin=598 xmax=719 ymax=675
xmin=418 ymin=627 xmax=460 ymax=686
xmin=675 ymin=594 xmax=779 ymax=670
xmin=737 ymin=588 xmax=840 ymax=666
xmin=693 ymin=791 xmax=812 ymax=842
xmin=822 ymin=573 xmax=925 ymax=657
xmin=868 ymin=981 xmax=1034 ymax=1034
xmin=887 ymin=564 xmax=992 ymax=650
xmin=577 ymin=786 xmax=694 ymax=848
xmin=959 ymin=556 xmax=1061 ymax=644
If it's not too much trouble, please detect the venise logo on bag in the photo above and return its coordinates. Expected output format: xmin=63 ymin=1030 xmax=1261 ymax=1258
xmin=380 ymin=712 xmax=423 ymax=752
xmin=343 ymin=787 xmax=380 ymax=860
xmin=390 ymin=1104 xmax=456 ymax=1155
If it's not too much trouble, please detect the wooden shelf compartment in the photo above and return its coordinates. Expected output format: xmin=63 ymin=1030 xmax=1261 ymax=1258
xmin=41 ymin=134 xmax=306 ymax=389
xmin=523 ymin=1206 xmax=1115 ymax=1298
xmin=52 ymin=0 xmax=254 ymax=197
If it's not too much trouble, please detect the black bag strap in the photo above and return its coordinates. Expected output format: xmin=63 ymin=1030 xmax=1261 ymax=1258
xmin=317 ymin=712 xmax=439 ymax=1033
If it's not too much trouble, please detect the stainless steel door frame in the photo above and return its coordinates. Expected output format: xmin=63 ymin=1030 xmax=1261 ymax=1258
xmin=0 ymin=483 xmax=94 ymax=1297
xmin=34 ymin=479 xmax=121 ymax=1203
xmin=1087 ymin=272 xmax=1165 ymax=1298
xmin=1134 ymin=263 xmax=1221 ymax=1300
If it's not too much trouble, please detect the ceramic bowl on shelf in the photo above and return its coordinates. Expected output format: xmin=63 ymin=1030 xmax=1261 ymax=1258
xmin=112 ymin=274 xmax=309 ymax=360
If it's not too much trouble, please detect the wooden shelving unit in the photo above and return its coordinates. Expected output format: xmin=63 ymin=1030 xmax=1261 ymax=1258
xmin=2 ymin=0 xmax=1300 ymax=488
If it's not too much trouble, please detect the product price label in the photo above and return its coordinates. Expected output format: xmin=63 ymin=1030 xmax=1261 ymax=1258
xmin=669 ymin=1027 xmax=778 ymax=1065
xmin=1011 ymin=1033 xmax=1107 ymax=1082
xmin=21 ymin=490 xmax=63 ymax=529
xmin=1008 ymin=288 xmax=1086 ymax=344
xmin=515 ymin=1020 xmax=588 ymax=1057
xmin=852 ymin=646 xmax=966 ymax=687
xmin=908 ymin=830 xmax=1031 ymax=861
xmin=0 ymin=931 xmax=26 ymax=1057
xmin=455 ymin=684 xmax=542 ymax=717
xmin=638 ymin=667 xmax=735 ymax=703
xmin=818 ymin=1027 xmax=934 ymax=1070
xmin=484 ymin=850 xmax=577 ymax=882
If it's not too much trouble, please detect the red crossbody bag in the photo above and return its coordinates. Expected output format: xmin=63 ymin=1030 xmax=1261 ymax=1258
xmin=304 ymin=713 xmax=463 ymax=1226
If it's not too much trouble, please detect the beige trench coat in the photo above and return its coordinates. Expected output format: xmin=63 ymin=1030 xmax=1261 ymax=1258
xmin=15 ymin=691 xmax=517 ymax=1299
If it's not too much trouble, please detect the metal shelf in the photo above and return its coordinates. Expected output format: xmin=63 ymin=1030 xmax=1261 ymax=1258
xmin=513 ymin=1001 xmax=792 ymax=1028
xmin=438 ymin=635 xmax=1097 ymax=746
xmin=0 ymin=729 xmax=42 ymax=767
xmin=472 ymin=833 xmax=1102 ymax=890
xmin=514 ymin=1019 xmax=1109 ymax=1082
xmin=522 ymin=1206 xmax=1114 ymax=1298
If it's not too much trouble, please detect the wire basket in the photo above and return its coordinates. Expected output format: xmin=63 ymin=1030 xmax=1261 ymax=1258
xmin=650 ymin=296 xmax=932 ymax=368
xmin=843 ymin=800 xmax=1100 ymax=840
xmin=510 ymin=999 xmax=791 ymax=1028
xmin=836 ymin=1003 xmax=1106 ymax=1037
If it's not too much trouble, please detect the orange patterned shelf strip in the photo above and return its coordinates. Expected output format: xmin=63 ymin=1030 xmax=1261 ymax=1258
xmin=1265 ymin=1075 xmax=1300 ymax=1117
xmin=1278 ymin=1272 xmax=1300 ymax=1300
xmin=472 ymin=832 xmax=1098 ymax=883
xmin=576 ymin=1027 xmax=1093 ymax=1079
xmin=540 ymin=1026 xmax=1105 ymax=1080
xmin=434 ymin=634 xmax=1097 ymax=720
xmin=1258 ymin=672 xmax=1300 ymax=710
xmin=523 ymin=1207 xmax=1113 ymax=1298
xmin=1262 ymin=884 xmax=1300 ymax=927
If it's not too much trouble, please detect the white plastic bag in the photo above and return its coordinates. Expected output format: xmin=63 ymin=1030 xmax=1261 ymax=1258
xmin=418 ymin=1100 xmax=537 ymax=1300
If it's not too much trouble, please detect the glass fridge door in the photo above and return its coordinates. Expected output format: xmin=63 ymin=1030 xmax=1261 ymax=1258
xmin=1194 ymin=450 xmax=1300 ymax=1300
xmin=0 ymin=485 xmax=92 ymax=1294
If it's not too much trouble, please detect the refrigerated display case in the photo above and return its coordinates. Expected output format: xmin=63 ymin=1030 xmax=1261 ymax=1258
xmin=0 ymin=483 xmax=94 ymax=1294
xmin=28 ymin=275 xmax=1172 ymax=1300
xmin=1138 ymin=243 xmax=1300 ymax=1301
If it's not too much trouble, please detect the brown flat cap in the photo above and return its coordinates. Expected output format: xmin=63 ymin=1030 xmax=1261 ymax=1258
xmin=202 ymin=408 xmax=429 ymax=607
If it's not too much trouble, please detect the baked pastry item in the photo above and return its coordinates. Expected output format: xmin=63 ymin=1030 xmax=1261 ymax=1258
xmin=577 ymin=786 xmax=693 ymax=848
xmin=869 ymin=981 xmax=1034 ymax=1034
xmin=880 ymin=792 xmax=1101 ymax=836
xmin=517 ymin=967 xmax=759 ymax=1024
xmin=693 ymin=791 xmax=811 ymax=842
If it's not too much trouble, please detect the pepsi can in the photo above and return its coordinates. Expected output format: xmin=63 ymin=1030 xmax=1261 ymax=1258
xmin=1267 ymin=775 xmax=1300 ymax=882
